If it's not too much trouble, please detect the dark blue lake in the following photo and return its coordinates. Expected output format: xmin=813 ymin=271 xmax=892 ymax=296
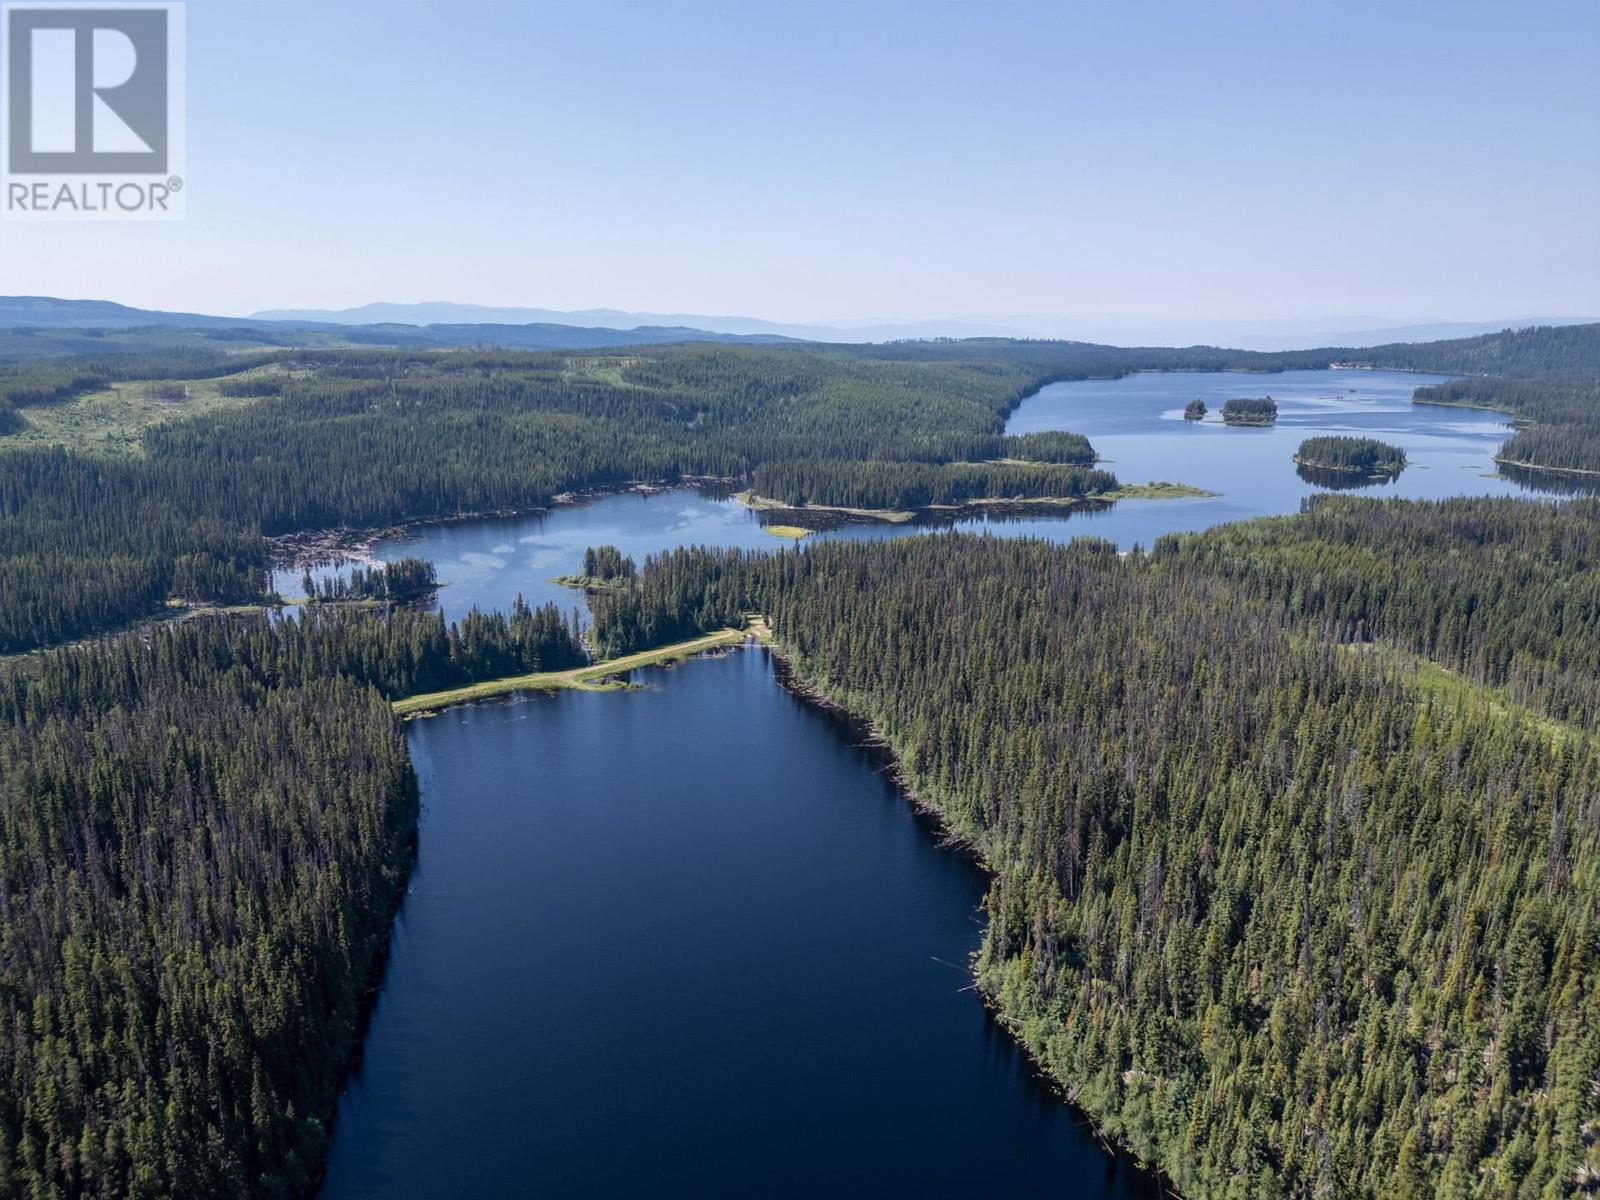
xmin=316 ymin=371 xmax=1543 ymax=1196
xmin=319 ymin=650 xmax=1162 ymax=1197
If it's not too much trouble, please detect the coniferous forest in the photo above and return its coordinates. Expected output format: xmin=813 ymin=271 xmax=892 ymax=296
xmin=1 ymin=324 xmax=1597 ymax=651
xmin=588 ymin=495 xmax=1600 ymax=1198
xmin=1 ymin=323 xmax=1599 ymax=1196
xmin=1221 ymin=397 xmax=1278 ymax=426
xmin=0 ymin=646 xmax=415 ymax=1197
xmin=0 ymin=602 xmax=585 ymax=1196
xmin=1293 ymin=436 xmax=1407 ymax=477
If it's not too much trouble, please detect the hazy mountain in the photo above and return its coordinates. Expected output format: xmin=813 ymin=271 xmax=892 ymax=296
xmin=251 ymin=300 xmax=914 ymax=341
xmin=251 ymin=301 xmax=817 ymax=337
xmin=5 ymin=296 xmax=1595 ymax=355
xmin=0 ymin=296 xmax=244 ymax=330
xmin=0 ymin=297 xmax=799 ymax=350
xmin=249 ymin=302 xmax=1600 ymax=350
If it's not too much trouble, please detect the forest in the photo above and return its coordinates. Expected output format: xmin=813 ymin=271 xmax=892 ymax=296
xmin=1 ymin=323 xmax=1597 ymax=651
xmin=0 ymin=599 xmax=586 ymax=1195
xmin=1221 ymin=397 xmax=1277 ymax=426
xmin=587 ymin=495 xmax=1600 ymax=1199
xmin=0 ymin=633 xmax=413 ymax=1197
xmin=1410 ymin=358 xmax=1600 ymax=478
xmin=1 ymin=322 xmax=1599 ymax=1196
xmin=1293 ymin=436 xmax=1407 ymax=477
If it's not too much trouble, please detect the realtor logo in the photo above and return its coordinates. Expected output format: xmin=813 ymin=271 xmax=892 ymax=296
xmin=2 ymin=1 xmax=185 ymax=219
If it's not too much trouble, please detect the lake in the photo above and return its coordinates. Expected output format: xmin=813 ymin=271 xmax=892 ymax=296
xmin=1003 ymin=368 xmax=1530 ymax=545
xmin=280 ymin=370 xmax=1531 ymax=624
xmin=316 ymin=370 xmax=1540 ymax=1196
xmin=319 ymin=649 xmax=1163 ymax=1198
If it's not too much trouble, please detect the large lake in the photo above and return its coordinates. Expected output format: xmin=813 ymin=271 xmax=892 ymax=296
xmin=317 ymin=370 xmax=1539 ymax=1196
xmin=1004 ymin=368 xmax=1529 ymax=544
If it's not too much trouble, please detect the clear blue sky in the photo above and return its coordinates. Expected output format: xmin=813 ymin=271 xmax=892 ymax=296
xmin=3 ymin=0 xmax=1596 ymax=327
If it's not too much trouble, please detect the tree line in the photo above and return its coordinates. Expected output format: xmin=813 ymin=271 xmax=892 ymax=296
xmin=748 ymin=459 xmax=1118 ymax=510
xmin=0 ymin=594 xmax=589 ymax=1195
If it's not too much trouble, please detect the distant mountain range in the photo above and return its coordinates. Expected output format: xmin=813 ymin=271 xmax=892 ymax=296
xmin=251 ymin=301 xmax=832 ymax=339
xmin=0 ymin=296 xmax=243 ymax=330
xmin=0 ymin=296 xmax=800 ymax=351
xmin=0 ymin=295 xmax=1595 ymax=355
xmin=247 ymin=302 xmax=1600 ymax=350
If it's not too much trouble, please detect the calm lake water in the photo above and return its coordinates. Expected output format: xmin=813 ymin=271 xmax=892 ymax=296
xmin=1003 ymin=368 xmax=1529 ymax=545
xmin=317 ymin=371 xmax=1542 ymax=1196
xmin=319 ymin=651 xmax=1163 ymax=1198
xmin=281 ymin=370 xmax=1531 ymax=621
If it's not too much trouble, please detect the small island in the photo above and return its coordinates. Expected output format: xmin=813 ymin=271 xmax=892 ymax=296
xmin=1221 ymin=397 xmax=1277 ymax=426
xmin=1293 ymin=435 xmax=1408 ymax=479
xmin=1184 ymin=399 xmax=1207 ymax=421
xmin=553 ymin=544 xmax=638 ymax=590
xmin=298 ymin=557 xmax=438 ymax=605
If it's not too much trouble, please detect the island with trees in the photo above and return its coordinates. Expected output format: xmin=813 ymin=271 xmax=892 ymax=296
xmin=1293 ymin=434 xmax=1408 ymax=481
xmin=554 ymin=544 xmax=639 ymax=591
xmin=300 ymin=556 xmax=439 ymax=604
xmin=1220 ymin=396 xmax=1278 ymax=425
xmin=1183 ymin=398 xmax=1207 ymax=420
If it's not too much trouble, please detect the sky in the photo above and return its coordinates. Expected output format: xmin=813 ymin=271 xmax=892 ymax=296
xmin=1 ymin=0 xmax=1597 ymax=332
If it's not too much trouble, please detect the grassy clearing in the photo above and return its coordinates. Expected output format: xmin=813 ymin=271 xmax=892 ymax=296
xmin=761 ymin=525 xmax=813 ymax=539
xmin=551 ymin=574 xmax=632 ymax=591
xmin=5 ymin=365 xmax=300 ymax=455
xmin=1099 ymin=480 xmax=1216 ymax=500
xmin=1406 ymin=657 xmax=1585 ymax=745
xmin=558 ymin=356 xmax=644 ymax=388
xmin=1344 ymin=643 xmax=1588 ymax=747
xmin=393 ymin=627 xmax=749 ymax=716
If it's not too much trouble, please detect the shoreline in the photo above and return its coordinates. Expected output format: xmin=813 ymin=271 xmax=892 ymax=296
xmin=268 ymin=463 xmax=1218 ymax=576
xmin=1410 ymin=396 xmax=1519 ymax=417
xmin=391 ymin=627 xmax=749 ymax=716
xmin=755 ymin=625 xmax=1178 ymax=1197
xmin=1494 ymin=456 xmax=1600 ymax=479
xmin=1291 ymin=454 xmax=1405 ymax=479
xmin=265 ymin=476 xmax=738 ymax=571
xmin=733 ymin=481 xmax=1213 ymax=529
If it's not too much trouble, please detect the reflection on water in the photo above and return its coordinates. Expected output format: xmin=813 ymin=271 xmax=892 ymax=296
xmin=1496 ymin=460 xmax=1600 ymax=497
xmin=1293 ymin=462 xmax=1406 ymax=491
